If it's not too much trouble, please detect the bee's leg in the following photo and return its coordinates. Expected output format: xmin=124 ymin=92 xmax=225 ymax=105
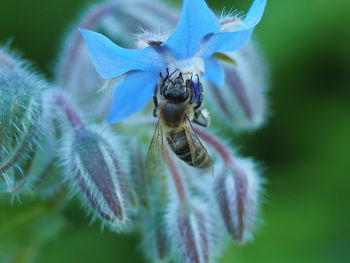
xmin=187 ymin=79 xmax=195 ymax=105
xmin=189 ymin=88 xmax=195 ymax=105
xmin=193 ymin=108 xmax=210 ymax=127
xmin=153 ymin=85 xmax=158 ymax=117
xmin=188 ymin=87 xmax=194 ymax=105
xmin=194 ymin=93 xmax=203 ymax=110
xmin=194 ymin=82 xmax=204 ymax=110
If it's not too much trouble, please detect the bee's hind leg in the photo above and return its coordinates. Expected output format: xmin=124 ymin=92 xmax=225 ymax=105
xmin=194 ymin=91 xmax=203 ymax=111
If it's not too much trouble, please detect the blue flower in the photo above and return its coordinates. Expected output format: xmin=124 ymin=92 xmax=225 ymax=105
xmin=80 ymin=0 xmax=266 ymax=123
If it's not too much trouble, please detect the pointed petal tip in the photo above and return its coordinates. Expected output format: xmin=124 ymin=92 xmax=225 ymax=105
xmin=244 ymin=0 xmax=267 ymax=28
xmin=199 ymin=0 xmax=266 ymax=58
xmin=79 ymin=27 xmax=92 ymax=37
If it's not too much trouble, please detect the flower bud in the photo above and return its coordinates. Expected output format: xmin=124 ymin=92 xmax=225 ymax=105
xmin=0 ymin=48 xmax=45 ymax=192
xmin=140 ymin=208 xmax=170 ymax=263
xmin=214 ymin=157 xmax=261 ymax=243
xmin=63 ymin=126 xmax=130 ymax=229
xmin=207 ymin=43 xmax=268 ymax=131
xmin=165 ymin=199 xmax=216 ymax=263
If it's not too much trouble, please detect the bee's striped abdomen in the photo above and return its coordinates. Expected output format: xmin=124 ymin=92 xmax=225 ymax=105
xmin=166 ymin=129 xmax=211 ymax=169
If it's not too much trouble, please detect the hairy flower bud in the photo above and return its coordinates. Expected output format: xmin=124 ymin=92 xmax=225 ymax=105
xmin=166 ymin=199 xmax=217 ymax=263
xmin=63 ymin=126 xmax=130 ymax=229
xmin=0 ymin=48 xmax=45 ymax=192
xmin=140 ymin=207 xmax=170 ymax=263
xmin=207 ymin=44 xmax=268 ymax=131
xmin=214 ymin=157 xmax=261 ymax=243
xmin=193 ymin=127 xmax=262 ymax=243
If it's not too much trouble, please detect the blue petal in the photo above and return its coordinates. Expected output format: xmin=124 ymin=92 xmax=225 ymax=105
xmin=199 ymin=0 xmax=266 ymax=58
xmin=107 ymin=71 xmax=159 ymax=123
xmin=80 ymin=29 xmax=167 ymax=79
xmin=203 ymin=57 xmax=224 ymax=86
xmin=164 ymin=0 xmax=220 ymax=60
xmin=200 ymin=29 xmax=253 ymax=58
xmin=244 ymin=0 xmax=267 ymax=28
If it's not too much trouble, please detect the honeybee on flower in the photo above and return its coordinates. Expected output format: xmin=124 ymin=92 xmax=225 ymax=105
xmin=80 ymin=0 xmax=267 ymax=174
xmin=0 ymin=1 xmax=268 ymax=263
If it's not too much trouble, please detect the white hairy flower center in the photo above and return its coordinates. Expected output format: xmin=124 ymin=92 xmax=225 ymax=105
xmin=168 ymin=57 xmax=205 ymax=76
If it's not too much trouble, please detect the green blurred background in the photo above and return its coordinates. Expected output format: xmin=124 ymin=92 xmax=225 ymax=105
xmin=0 ymin=0 xmax=349 ymax=262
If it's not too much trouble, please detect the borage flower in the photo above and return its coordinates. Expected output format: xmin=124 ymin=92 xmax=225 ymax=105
xmin=80 ymin=0 xmax=266 ymax=123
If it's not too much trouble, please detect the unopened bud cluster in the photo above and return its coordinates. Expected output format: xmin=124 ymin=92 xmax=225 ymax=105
xmin=0 ymin=1 xmax=268 ymax=262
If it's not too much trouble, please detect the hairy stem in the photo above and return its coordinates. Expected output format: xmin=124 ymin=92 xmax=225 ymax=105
xmin=194 ymin=127 xmax=234 ymax=166
xmin=52 ymin=91 xmax=85 ymax=129
xmin=164 ymin=149 xmax=186 ymax=202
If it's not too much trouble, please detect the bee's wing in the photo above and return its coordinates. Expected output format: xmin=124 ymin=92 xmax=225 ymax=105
xmin=146 ymin=117 xmax=165 ymax=174
xmin=185 ymin=116 xmax=214 ymax=174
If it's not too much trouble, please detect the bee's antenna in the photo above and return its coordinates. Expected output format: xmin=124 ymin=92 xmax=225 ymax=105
xmin=169 ymin=69 xmax=179 ymax=78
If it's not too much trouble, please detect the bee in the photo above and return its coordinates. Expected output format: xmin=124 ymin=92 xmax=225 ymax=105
xmin=148 ymin=69 xmax=212 ymax=169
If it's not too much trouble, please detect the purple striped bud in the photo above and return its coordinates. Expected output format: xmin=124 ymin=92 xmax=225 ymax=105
xmin=166 ymin=200 xmax=216 ymax=263
xmin=214 ymin=157 xmax=261 ymax=243
xmin=207 ymin=44 xmax=268 ymax=131
xmin=63 ymin=126 xmax=130 ymax=229
xmin=194 ymin=127 xmax=262 ymax=243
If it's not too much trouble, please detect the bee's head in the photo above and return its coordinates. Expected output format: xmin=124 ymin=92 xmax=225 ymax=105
xmin=162 ymin=72 xmax=190 ymax=103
